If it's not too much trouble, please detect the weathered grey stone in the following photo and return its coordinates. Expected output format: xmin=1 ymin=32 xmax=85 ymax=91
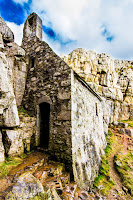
xmin=113 ymin=122 xmax=128 ymax=128
xmin=125 ymin=128 xmax=133 ymax=137
xmin=71 ymin=71 xmax=106 ymax=189
xmin=61 ymin=48 xmax=133 ymax=121
xmin=6 ymin=130 xmax=24 ymax=156
xmin=4 ymin=42 xmax=27 ymax=106
xmin=5 ymin=42 xmax=25 ymax=57
xmin=115 ymin=160 xmax=122 ymax=167
xmin=21 ymin=14 xmax=72 ymax=173
xmin=0 ymin=17 xmax=14 ymax=42
xmin=57 ymin=111 xmax=71 ymax=120
xmin=61 ymin=80 xmax=71 ymax=86
xmin=22 ymin=12 xmax=42 ymax=42
xmin=0 ymin=131 xmax=5 ymax=163
xmin=0 ymin=33 xmax=4 ymax=49
xmin=6 ymin=172 xmax=44 ymax=200
xmin=57 ymin=91 xmax=71 ymax=100
xmin=0 ymin=51 xmax=19 ymax=127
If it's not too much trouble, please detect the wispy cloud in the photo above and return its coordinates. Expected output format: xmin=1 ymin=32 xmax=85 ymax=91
xmin=1 ymin=0 xmax=133 ymax=60
xmin=12 ymin=0 xmax=29 ymax=5
xmin=29 ymin=0 xmax=133 ymax=59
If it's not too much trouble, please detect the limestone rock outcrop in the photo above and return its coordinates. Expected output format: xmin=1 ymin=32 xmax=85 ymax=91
xmin=0 ymin=17 xmax=14 ymax=43
xmin=61 ymin=48 xmax=133 ymax=122
xmin=4 ymin=42 xmax=27 ymax=106
xmin=0 ymin=51 xmax=19 ymax=127
xmin=0 ymin=17 xmax=26 ymax=162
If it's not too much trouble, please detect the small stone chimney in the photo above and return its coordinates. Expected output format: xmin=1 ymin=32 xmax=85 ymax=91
xmin=22 ymin=13 xmax=42 ymax=43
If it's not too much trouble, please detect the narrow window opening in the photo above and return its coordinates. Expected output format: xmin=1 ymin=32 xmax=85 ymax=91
xmin=39 ymin=102 xmax=50 ymax=149
xmin=31 ymin=58 xmax=35 ymax=68
xmin=28 ymin=16 xmax=34 ymax=27
xmin=96 ymin=103 xmax=98 ymax=116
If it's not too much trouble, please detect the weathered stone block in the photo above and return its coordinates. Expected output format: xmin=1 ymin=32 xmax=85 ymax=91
xmin=58 ymin=91 xmax=71 ymax=100
xmin=57 ymin=111 xmax=71 ymax=121
xmin=6 ymin=130 xmax=24 ymax=156
xmin=6 ymin=172 xmax=44 ymax=200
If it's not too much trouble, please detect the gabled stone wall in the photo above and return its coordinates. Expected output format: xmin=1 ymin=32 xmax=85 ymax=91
xmin=71 ymin=71 xmax=106 ymax=189
xmin=22 ymin=36 xmax=72 ymax=170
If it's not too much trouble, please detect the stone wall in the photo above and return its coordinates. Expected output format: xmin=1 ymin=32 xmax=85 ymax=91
xmin=22 ymin=35 xmax=72 ymax=169
xmin=22 ymin=12 xmax=42 ymax=42
xmin=71 ymin=71 xmax=106 ymax=189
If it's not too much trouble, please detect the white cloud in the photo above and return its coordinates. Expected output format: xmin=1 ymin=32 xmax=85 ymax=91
xmin=29 ymin=0 xmax=133 ymax=60
xmin=6 ymin=22 xmax=24 ymax=46
xmin=12 ymin=0 xmax=29 ymax=5
xmin=4 ymin=0 xmax=133 ymax=60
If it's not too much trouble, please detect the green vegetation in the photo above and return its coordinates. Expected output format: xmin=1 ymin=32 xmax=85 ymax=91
xmin=0 ymin=157 xmax=22 ymax=177
xmin=93 ymin=130 xmax=114 ymax=194
xmin=114 ymin=152 xmax=133 ymax=196
xmin=27 ymin=150 xmax=34 ymax=155
xmin=18 ymin=106 xmax=30 ymax=117
xmin=20 ymin=153 xmax=27 ymax=159
xmin=118 ymin=119 xmax=133 ymax=128
xmin=29 ymin=191 xmax=52 ymax=200
xmin=128 ymin=121 xmax=133 ymax=127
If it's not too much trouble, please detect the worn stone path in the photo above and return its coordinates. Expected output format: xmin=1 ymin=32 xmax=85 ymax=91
xmin=107 ymin=128 xmax=132 ymax=200
xmin=0 ymin=151 xmax=99 ymax=200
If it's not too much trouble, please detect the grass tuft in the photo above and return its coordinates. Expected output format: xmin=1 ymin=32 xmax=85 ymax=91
xmin=93 ymin=129 xmax=114 ymax=194
xmin=114 ymin=152 xmax=133 ymax=196
xmin=0 ymin=157 xmax=22 ymax=177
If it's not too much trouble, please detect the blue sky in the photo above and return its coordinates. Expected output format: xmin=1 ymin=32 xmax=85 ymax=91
xmin=1 ymin=0 xmax=133 ymax=60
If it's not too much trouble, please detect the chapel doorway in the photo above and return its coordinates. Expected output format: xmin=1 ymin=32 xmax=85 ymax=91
xmin=39 ymin=102 xmax=50 ymax=148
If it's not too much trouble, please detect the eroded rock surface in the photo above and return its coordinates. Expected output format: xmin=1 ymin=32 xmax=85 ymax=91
xmin=0 ymin=131 xmax=5 ymax=163
xmin=6 ymin=172 xmax=44 ymax=200
xmin=0 ymin=17 xmax=14 ymax=42
xmin=61 ymin=48 xmax=133 ymax=121
xmin=0 ymin=51 xmax=19 ymax=127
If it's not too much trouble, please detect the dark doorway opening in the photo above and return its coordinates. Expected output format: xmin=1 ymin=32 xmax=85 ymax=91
xmin=39 ymin=102 xmax=50 ymax=148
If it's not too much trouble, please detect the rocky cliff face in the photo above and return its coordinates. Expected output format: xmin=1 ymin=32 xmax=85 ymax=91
xmin=0 ymin=17 xmax=27 ymax=162
xmin=61 ymin=48 xmax=133 ymax=123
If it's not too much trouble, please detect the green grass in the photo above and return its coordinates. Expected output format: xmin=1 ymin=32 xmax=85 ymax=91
xmin=18 ymin=106 xmax=30 ymax=117
xmin=0 ymin=157 xmax=22 ymax=177
xmin=20 ymin=153 xmax=27 ymax=159
xmin=114 ymin=152 xmax=133 ymax=196
xmin=93 ymin=130 xmax=114 ymax=194
xmin=29 ymin=191 xmax=52 ymax=200
xmin=128 ymin=121 xmax=133 ymax=127
xmin=118 ymin=120 xmax=133 ymax=128
xmin=27 ymin=150 xmax=34 ymax=155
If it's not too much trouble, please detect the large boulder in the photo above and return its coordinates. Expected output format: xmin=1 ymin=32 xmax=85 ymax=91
xmin=6 ymin=172 xmax=44 ymax=200
xmin=4 ymin=130 xmax=24 ymax=156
